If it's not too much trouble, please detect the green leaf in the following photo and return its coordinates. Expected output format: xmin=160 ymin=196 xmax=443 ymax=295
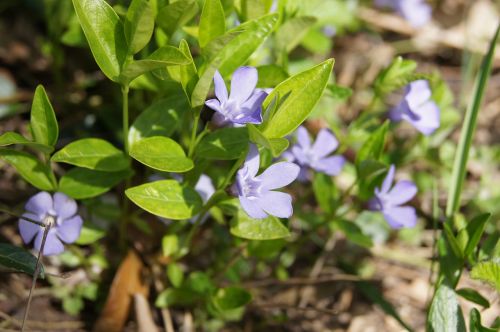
xmin=0 ymin=149 xmax=57 ymax=191
xmin=212 ymin=287 xmax=251 ymax=311
xmin=179 ymin=40 xmax=198 ymax=103
xmin=191 ymin=13 xmax=279 ymax=107
xmin=443 ymin=222 xmax=464 ymax=260
xmin=128 ymin=96 xmax=184 ymax=147
xmin=167 ymin=263 xmax=184 ymax=288
xmin=446 ymin=24 xmax=500 ymax=218
xmin=124 ymin=0 xmax=154 ymax=54
xmin=247 ymin=124 xmax=288 ymax=157
xmin=51 ymin=138 xmax=129 ymax=171
xmin=355 ymin=121 xmax=389 ymax=167
xmin=256 ymin=65 xmax=288 ymax=88
xmin=196 ymin=127 xmax=249 ymax=160
xmin=469 ymin=308 xmax=496 ymax=332
xmin=456 ymin=288 xmax=490 ymax=308
xmin=327 ymin=84 xmax=353 ymax=101
xmin=199 ymin=0 xmax=225 ymax=49
xmin=463 ymin=213 xmax=491 ymax=259
xmin=428 ymin=283 xmax=466 ymax=332
xmin=121 ymin=46 xmax=191 ymax=82
xmin=333 ymin=220 xmax=373 ymax=248
xmin=240 ymin=0 xmax=273 ymax=21
xmin=156 ymin=0 xmax=199 ymax=36
xmin=0 ymin=243 xmax=44 ymax=277
xmin=262 ymin=59 xmax=334 ymax=138
xmin=374 ymin=56 xmax=418 ymax=95
xmin=59 ymin=168 xmax=131 ymax=199
xmin=275 ymin=16 xmax=317 ymax=52
xmin=75 ymin=224 xmax=106 ymax=245
xmin=126 ymin=180 xmax=203 ymax=220
xmin=30 ymin=85 xmax=58 ymax=147
xmin=437 ymin=235 xmax=463 ymax=288
xmin=470 ymin=259 xmax=500 ymax=292
xmin=162 ymin=234 xmax=179 ymax=257
xmin=0 ymin=132 xmax=53 ymax=154
xmin=230 ymin=209 xmax=290 ymax=240
xmin=130 ymin=136 xmax=193 ymax=172
xmin=72 ymin=0 xmax=127 ymax=82
xmin=155 ymin=288 xmax=199 ymax=308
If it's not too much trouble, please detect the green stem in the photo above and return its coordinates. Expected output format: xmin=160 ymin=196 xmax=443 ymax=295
xmin=120 ymin=84 xmax=130 ymax=249
xmin=188 ymin=108 xmax=201 ymax=158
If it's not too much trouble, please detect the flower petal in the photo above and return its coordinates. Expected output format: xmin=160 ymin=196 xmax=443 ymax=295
xmin=382 ymin=206 xmax=417 ymax=229
xmin=257 ymin=162 xmax=300 ymax=191
xmin=258 ymin=191 xmax=293 ymax=218
xmin=25 ymin=192 xmax=52 ymax=216
xmin=34 ymin=228 xmax=65 ymax=256
xmin=380 ymin=164 xmax=395 ymax=194
xmin=311 ymin=155 xmax=345 ymax=176
xmin=57 ymin=215 xmax=83 ymax=243
xmin=386 ymin=180 xmax=417 ymax=206
xmin=205 ymin=99 xmax=223 ymax=113
xmin=229 ymin=66 xmax=258 ymax=103
xmin=53 ymin=192 xmax=77 ymax=220
xmin=19 ymin=213 xmax=42 ymax=244
xmin=214 ymin=70 xmax=228 ymax=102
xmin=195 ymin=174 xmax=215 ymax=203
xmin=245 ymin=144 xmax=260 ymax=178
xmin=212 ymin=112 xmax=230 ymax=127
xmin=296 ymin=126 xmax=311 ymax=150
xmin=232 ymin=105 xmax=263 ymax=124
xmin=239 ymin=195 xmax=268 ymax=219
xmin=311 ymin=128 xmax=339 ymax=158
xmin=405 ymin=100 xmax=440 ymax=136
xmin=291 ymin=145 xmax=309 ymax=165
xmin=405 ymin=80 xmax=431 ymax=109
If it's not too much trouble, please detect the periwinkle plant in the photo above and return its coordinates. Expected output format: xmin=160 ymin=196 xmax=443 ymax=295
xmin=0 ymin=0 xmax=498 ymax=330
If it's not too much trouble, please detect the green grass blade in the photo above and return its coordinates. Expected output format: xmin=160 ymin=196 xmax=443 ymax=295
xmin=446 ymin=24 xmax=500 ymax=219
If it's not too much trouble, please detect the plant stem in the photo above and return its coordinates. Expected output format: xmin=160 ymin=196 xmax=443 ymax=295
xmin=21 ymin=220 xmax=52 ymax=332
xmin=120 ymin=84 xmax=130 ymax=250
xmin=188 ymin=108 xmax=201 ymax=158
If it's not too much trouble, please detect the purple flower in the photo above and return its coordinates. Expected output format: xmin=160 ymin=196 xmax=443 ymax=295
xmin=369 ymin=165 xmax=418 ymax=228
xmin=205 ymin=66 xmax=268 ymax=127
xmin=19 ymin=192 xmax=83 ymax=256
xmin=233 ymin=145 xmax=299 ymax=219
xmin=375 ymin=0 xmax=432 ymax=28
xmin=389 ymin=80 xmax=440 ymax=135
xmin=284 ymin=126 xmax=345 ymax=181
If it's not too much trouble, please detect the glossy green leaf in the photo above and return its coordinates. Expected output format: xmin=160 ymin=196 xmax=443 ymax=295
xmin=191 ymin=13 xmax=279 ymax=107
xmin=240 ymin=0 xmax=273 ymax=21
xmin=469 ymin=308 xmax=496 ymax=332
xmin=0 ymin=132 xmax=53 ymax=154
xmin=30 ymin=85 xmax=58 ymax=147
xmin=72 ymin=0 xmax=127 ymax=81
xmin=470 ymin=259 xmax=500 ymax=292
xmin=256 ymin=65 xmax=288 ymax=88
xmin=446 ymin=25 xmax=500 ymax=218
xmin=275 ymin=16 xmax=317 ymax=52
xmin=456 ymin=288 xmax=490 ymax=308
xmin=355 ymin=121 xmax=389 ymax=167
xmin=75 ymin=224 xmax=106 ymax=245
xmin=212 ymin=287 xmax=252 ymax=311
xmin=247 ymin=124 xmax=288 ymax=157
xmin=428 ymin=283 xmax=466 ymax=332
xmin=59 ymin=168 xmax=131 ymax=199
xmin=128 ymin=96 xmax=185 ymax=147
xmin=262 ymin=59 xmax=334 ymax=138
xmin=0 ymin=243 xmax=44 ymax=277
xmin=230 ymin=209 xmax=290 ymax=240
xmin=0 ymin=149 xmax=56 ymax=191
xmin=126 ymin=180 xmax=203 ymax=220
xmin=51 ymin=138 xmax=129 ymax=171
xmin=124 ymin=0 xmax=154 ymax=54
xmin=121 ymin=46 xmax=191 ymax=82
xmin=167 ymin=263 xmax=184 ymax=288
xmin=156 ymin=0 xmax=199 ymax=36
xmin=179 ymin=39 xmax=198 ymax=103
xmin=199 ymin=0 xmax=225 ymax=49
xmin=196 ymin=127 xmax=249 ymax=160
xmin=130 ymin=136 xmax=193 ymax=172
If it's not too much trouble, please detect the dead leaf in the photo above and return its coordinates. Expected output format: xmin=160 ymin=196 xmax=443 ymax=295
xmin=93 ymin=250 xmax=148 ymax=332
xmin=134 ymin=293 xmax=159 ymax=332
